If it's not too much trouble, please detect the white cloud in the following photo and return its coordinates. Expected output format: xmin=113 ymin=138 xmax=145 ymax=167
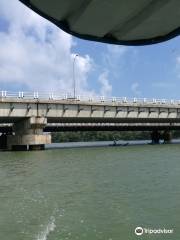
xmin=98 ymin=71 xmax=112 ymax=96
xmin=131 ymin=82 xmax=141 ymax=96
xmin=0 ymin=0 xmax=93 ymax=93
xmin=101 ymin=44 xmax=137 ymax=88
xmin=103 ymin=45 xmax=128 ymax=68
xmin=107 ymin=45 xmax=128 ymax=56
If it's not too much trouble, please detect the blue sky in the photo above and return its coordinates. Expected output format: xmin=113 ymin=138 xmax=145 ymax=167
xmin=0 ymin=0 xmax=180 ymax=99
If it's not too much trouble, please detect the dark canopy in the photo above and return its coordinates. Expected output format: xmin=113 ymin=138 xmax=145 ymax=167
xmin=19 ymin=0 xmax=180 ymax=45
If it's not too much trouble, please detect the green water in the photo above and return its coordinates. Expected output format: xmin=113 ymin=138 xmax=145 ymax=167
xmin=0 ymin=144 xmax=180 ymax=240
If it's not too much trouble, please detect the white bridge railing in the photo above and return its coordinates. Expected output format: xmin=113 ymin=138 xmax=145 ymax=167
xmin=1 ymin=90 xmax=180 ymax=105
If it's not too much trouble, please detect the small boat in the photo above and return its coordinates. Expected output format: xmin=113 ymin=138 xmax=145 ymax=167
xmin=109 ymin=141 xmax=129 ymax=147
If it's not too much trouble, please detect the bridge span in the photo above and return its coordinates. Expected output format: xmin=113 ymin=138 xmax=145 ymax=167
xmin=0 ymin=91 xmax=180 ymax=150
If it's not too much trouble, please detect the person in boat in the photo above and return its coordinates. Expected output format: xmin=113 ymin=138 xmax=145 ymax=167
xmin=113 ymin=137 xmax=117 ymax=146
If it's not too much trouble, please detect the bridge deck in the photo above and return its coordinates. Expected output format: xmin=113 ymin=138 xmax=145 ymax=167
xmin=0 ymin=91 xmax=180 ymax=125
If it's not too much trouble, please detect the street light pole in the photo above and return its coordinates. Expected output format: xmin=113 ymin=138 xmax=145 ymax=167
xmin=73 ymin=54 xmax=78 ymax=98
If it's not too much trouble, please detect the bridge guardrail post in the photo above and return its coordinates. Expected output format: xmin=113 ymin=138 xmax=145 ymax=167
xmin=49 ymin=93 xmax=54 ymax=100
xmin=33 ymin=92 xmax=39 ymax=99
xmin=63 ymin=94 xmax=67 ymax=100
xmin=1 ymin=91 xmax=7 ymax=98
xmin=153 ymin=98 xmax=156 ymax=104
xmin=18 ymin=92 xmax=24 ymax=98
xmin=100 ymin=96 xmax=105 ymax=102
xmin=123 ymin=97 xmax=127 ymax=103
xmin=170 ymin=99 xmax=174 ymax=104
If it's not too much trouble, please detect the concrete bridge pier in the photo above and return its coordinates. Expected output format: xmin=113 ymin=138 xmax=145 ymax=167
xmin=0 ymin=134 xmax=7 ymax=150
xmin=7 ymin=117 xmax=51 ymax=151
xmin=162 ymin=130 xmax=172 ymax=144
xmin=151 ymin=130 xmax=161 ymax=144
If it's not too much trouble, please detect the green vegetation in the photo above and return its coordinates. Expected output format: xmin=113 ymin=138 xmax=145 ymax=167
xmin=52 ymin=130 xmax=180 ymax=143
xmin=52 ymin=131 xmax=150 ymax=142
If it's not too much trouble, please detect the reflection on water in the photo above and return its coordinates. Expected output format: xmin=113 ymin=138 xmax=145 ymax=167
xmin=0 ymin=144 xmax=180 ymax=239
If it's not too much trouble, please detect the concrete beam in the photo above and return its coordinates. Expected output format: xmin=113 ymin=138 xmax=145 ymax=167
xmin=0 ymin=100 xmax=180 ymax=122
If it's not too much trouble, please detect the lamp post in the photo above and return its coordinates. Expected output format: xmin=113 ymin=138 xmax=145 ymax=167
xmin=73 ymin=54 xmax=78 ymax=99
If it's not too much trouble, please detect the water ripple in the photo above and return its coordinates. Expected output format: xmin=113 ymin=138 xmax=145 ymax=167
xmin=36 ymin=216 xmax=56 ymax=240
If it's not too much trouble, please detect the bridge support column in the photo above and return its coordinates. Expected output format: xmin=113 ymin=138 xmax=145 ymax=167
xmin=7 ymin=117 xmax=51 ymax=151
xmin=162 ymin=130 xmax=172 ymax=144
xmin=0 ymin=134 xmax=7 ymax=150
xmin=151 ymin=130 xmax=160 ymax=144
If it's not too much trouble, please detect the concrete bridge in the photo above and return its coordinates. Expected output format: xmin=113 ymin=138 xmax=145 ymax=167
xmin=1 ymin=91 xmax=180 ymax=150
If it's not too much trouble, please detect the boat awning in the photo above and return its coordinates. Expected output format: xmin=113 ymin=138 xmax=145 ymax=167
xmin=19 ymin=0 xmax=180 ymax=46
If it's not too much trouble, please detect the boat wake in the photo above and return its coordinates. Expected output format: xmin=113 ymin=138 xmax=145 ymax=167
xmin=36 ymin=216 xmax=56 ymax=240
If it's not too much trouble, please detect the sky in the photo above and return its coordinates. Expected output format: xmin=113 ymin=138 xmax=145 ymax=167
xmin=0 ymin=0 xmax=180 ymax=99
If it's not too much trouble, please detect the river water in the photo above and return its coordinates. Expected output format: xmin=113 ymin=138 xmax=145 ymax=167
xmin=0 ymin=143 xmax=180 ymax=240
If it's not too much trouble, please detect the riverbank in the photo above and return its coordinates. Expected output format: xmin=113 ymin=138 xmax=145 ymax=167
xmin=46 ymin=139 xmax=180 ymax=149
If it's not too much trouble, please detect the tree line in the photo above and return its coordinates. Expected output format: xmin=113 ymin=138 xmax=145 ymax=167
xmin=52 ymin=130 xmax=180 ymax=142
